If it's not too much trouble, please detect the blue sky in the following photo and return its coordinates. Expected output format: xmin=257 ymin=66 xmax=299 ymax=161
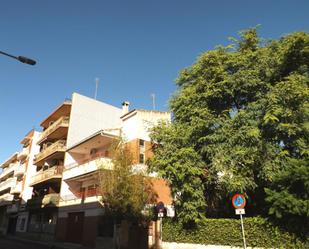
xmin=0 ymin=0 xmax=308 ymax=162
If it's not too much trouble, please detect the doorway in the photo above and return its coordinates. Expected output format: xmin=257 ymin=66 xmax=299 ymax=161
xmin=66 ymin=212 xmax=84 ymax=243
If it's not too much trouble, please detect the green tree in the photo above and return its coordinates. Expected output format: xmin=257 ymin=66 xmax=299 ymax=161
xmin=98 ymin=138 xmax=155 ymax=221
xmin=149 ymin=28 xmax=309 ymax=226
xmin=265 ymin=158 xmax=309 ymax=236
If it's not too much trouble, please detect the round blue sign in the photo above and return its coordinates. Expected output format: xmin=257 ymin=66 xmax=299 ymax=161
xmin=232 ymin=194 xmax=246 ymax=209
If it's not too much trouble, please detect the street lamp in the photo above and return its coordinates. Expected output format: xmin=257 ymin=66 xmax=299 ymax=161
xmin=0 ymin=50 xmax=36 ymax=65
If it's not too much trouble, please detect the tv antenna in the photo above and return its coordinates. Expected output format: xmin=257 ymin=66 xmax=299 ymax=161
xmin=94 ymin=77 xmax=99 ymax=100
xmin=151 ymin=93 xmax=156 ymax=110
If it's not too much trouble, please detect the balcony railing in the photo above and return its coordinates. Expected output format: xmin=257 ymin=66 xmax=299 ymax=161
xmin=27 ymin=193 xmax=60 ymax=209
xmin=0 ymin=163 xmax=19 ymax=179
xmin=34 ymin=140 xmax=66 ymax=164
xmin=10 ymin=181 xmax=23 ymax=194
xmin=18 ymin=147 xmax=29 ymax=160
xmin=7 ymin=203 xmax=19 ymax=213
xmin=63 ymin=152 xmax=112 ymax=180
xmin=14 ymin=163 xmax=26 ymax=176
xmin=30 ymin=165 xmax=63 ymax=186
xmin=0 ymin=193 xmax=14 ymax=205
xmin=0 ymin=177 xmax=17 ymax=192
xmin=39 ymin=116 xmax=69 ymax=143
xmin=61 ymin=188 xmax=99 ymax=201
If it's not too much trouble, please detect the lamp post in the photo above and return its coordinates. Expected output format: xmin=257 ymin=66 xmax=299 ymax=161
xmin=0 ymin=50 xmax=36 ymax=65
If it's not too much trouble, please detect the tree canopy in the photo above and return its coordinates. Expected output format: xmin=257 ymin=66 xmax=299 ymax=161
xmin=149 ymin=29 xmax=309 ymax=228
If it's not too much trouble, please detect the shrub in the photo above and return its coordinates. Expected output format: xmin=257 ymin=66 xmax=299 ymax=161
xmin=162 ymin=217 xmax=308 ymax=248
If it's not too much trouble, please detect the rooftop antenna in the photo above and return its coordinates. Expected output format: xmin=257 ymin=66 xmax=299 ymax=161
xmin=151 ymin=93 xmax=156 ymax=110
xmin=94 ymin=77 xmax=99 ymax=100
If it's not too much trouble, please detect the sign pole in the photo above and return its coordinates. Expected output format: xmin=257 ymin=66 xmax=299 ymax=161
xmin=240 ymin=213 xmax=247 ymax=249
xmin=231 ymin=194 xmax=247 ymax=249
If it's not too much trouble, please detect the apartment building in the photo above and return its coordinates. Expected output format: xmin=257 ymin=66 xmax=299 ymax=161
xmin=1 ymin=92 xmax=173 ymax=248
xmin=0 ymin=130 xmax=40 ymax=235
xmin=26 ymin=99 xmax=72 ymax=239
xmin=55 ymin=97 xmax=173 ymax=248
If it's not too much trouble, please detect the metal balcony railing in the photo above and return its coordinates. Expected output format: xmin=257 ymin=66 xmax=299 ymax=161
xmin=34 ymin=140 xmax=66 ymax=164
xmin=30 ymin=165 xmax=63 ymax=186
xmin=39 ymin=116 xmax=69 ymax=143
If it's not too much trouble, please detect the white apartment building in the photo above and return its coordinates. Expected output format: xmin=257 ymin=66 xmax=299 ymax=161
xmin=0 ymin=129 xmax=40 ymax=235
xmin=1 ymin=92 xmax=172 ymax=248
xmin=55 ymin=94 xmax=172 ymax=248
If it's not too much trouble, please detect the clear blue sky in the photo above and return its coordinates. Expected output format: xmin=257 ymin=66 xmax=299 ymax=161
xmin=1 ymin=0 xmax=308 ymax=162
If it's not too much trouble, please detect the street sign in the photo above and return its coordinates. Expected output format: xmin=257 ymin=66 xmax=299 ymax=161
xmin=156 ymin=201 xmax=165 ymax=212
xmin=235 ymin=209 xmax=245 ymax=215
xmin=232 ymin=194 xmax=246 ymax=209
xmin=231 ymin=194 xmax=247 ymax=249
xmin=158 ymin=212 xmax=164 ymax=218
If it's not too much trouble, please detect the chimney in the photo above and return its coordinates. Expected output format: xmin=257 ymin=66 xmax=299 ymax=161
xmin=122 ymin=101 xmax=130 ymax=115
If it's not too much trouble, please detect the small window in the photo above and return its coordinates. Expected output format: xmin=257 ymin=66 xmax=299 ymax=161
xmin=139 ymin=153 xmax=145 ymax=164
xmin=139 ymin=139 xmax=145 ymax=147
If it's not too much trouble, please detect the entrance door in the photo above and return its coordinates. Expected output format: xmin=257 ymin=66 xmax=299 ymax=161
xmin=7 ymin=217 xmax=17 ymax=235
xmin=66 ymin=212 xmax=84 ymax=244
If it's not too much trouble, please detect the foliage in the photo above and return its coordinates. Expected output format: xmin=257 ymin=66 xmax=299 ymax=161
xmin=97 ymin=138 xmax=155 ymax=221
xmin=265 ymin=158 xmax=309 ymax=236
xmin=162 ymin=217 xmax=309 ymax=249
xmin=149 ymin=28 xmax=309 ymax=225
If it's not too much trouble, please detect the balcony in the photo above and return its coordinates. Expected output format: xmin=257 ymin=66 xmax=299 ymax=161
xmin=10 ymin=181 xmax=23 ymax=194
xmin=0 ymin=163 xmax=19 ymax=180
xmin=34 ymin=140 xmax=66 ymax=165
xmin=38 ymin=116 xmax=70 ymax=144
xmin=27 ymin=193 xmax=60 ymax=209
xmin=0 ymin=193 xmax=14 ymax=206
xmin=63 ymin=154 xmax=112 ymax=181
xmin=60 ymin=188 xmax=100 ymax=207
xmin=30 ymin=165 xmax=63 ymax=186
xmin=0 ymin=177 xmax=17 ymax=192
xmin=7 ymin=203 xmax=19 ymax=213
xmin=14 ymin=163 xmax=26 ymax=176
xmin=18 ymin=147 xmax=29 ymax=160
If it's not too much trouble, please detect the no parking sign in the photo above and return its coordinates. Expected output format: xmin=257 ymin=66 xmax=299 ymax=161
xmin=231 ymin=194 xmax=247 ymax=249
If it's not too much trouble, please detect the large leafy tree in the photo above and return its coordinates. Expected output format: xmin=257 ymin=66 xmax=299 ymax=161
xmin=149 ymin=29 xmax=309 ymax=226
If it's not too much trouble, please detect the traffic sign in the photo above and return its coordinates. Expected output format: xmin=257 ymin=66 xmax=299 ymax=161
xmin=235 ymin=209 xmax=245 ymax=215
xmin=232 ymin=194 xmax=246 ymax=209
xmin=156 ymin=201 xmax=165 ymax=212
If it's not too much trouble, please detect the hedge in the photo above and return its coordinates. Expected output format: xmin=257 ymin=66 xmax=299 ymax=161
xmin=162 ymin=217 xmax=308 ymax=249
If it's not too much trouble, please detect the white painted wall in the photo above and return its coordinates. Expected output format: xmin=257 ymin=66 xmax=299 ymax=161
xmin=122 ymin=110 xmax=171 ymax=142
xmin=21 ymin=131 xmax=41 ymax=205
xmin=66 ymin=93 xmax=122 ymax=151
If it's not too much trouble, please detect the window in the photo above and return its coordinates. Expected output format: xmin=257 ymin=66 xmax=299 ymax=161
xmin=139 ymin=139 xmax=145 ymax=147
xmin=139 ymin=139 xmax=145 ymax=164
xmin=139 ymin=153 xmax=145 ymax=164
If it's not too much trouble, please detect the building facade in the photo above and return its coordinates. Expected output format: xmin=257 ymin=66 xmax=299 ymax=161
xmin=0 ymin=130 xmax=40 ymax=235
xmin=0 ymin=92 xmax=173 ymax=248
